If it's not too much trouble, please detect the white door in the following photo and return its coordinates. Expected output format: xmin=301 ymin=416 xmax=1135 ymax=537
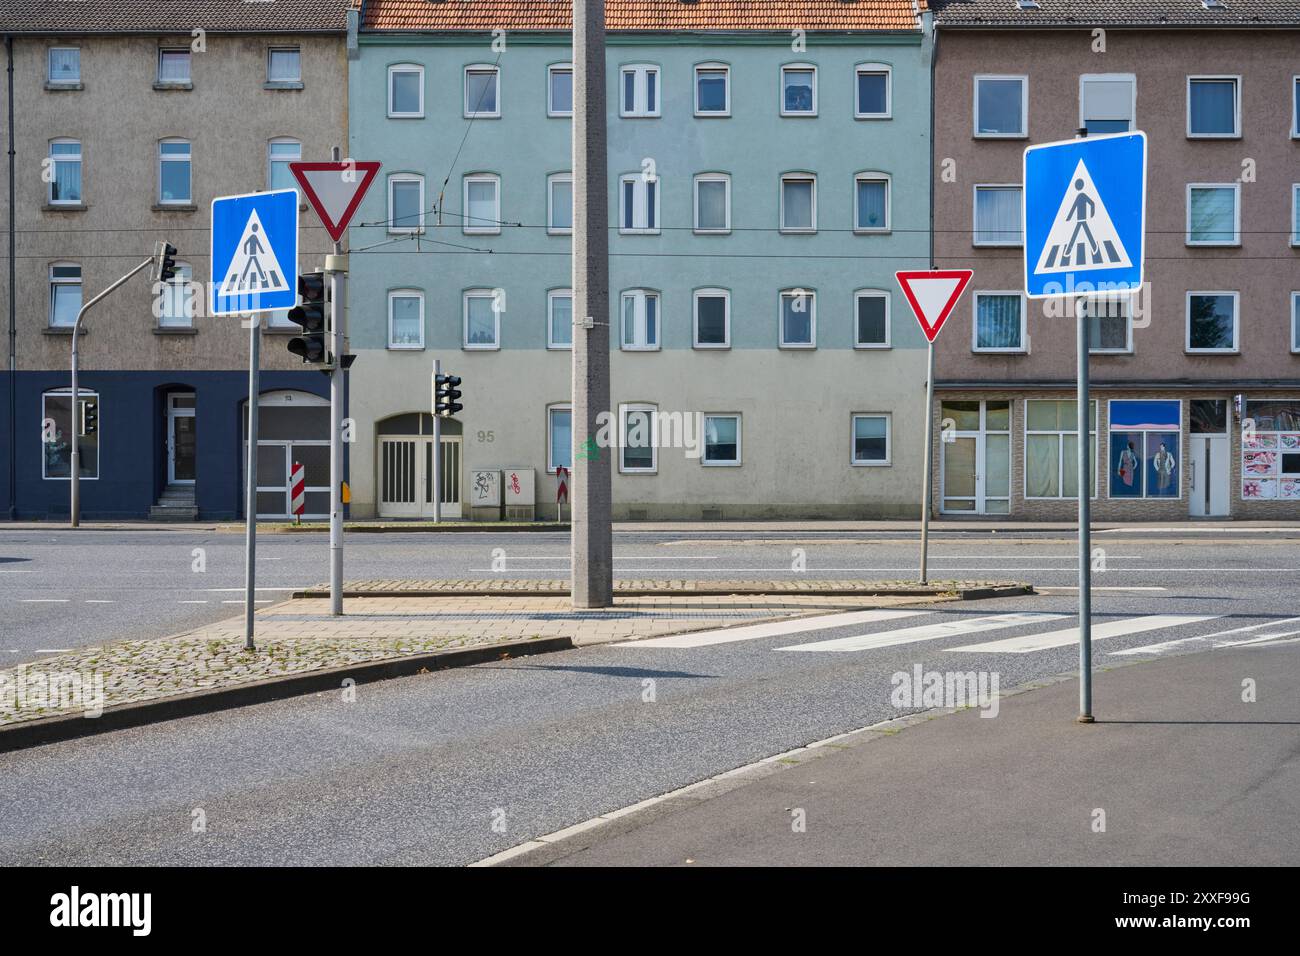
xmin=1189 ymin=435 xmax=1229 ymax=516
xmin=167 ymin=393 xmax=196 ymax=485
xmin=379 ymin=435 xmax=461 ymax=518
xmin=940 ymin=401 xmax=1011 ymax=514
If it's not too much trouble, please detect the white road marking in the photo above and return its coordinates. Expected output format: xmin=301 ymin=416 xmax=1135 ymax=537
xmin=1111 ymin=616 xmax=1300 ymax=657
xmin=85 ymin=599 xmax=115 ymax=603
xmin=1039 ymin=586 xmax=1168 ymax=592
xmin=777 ymin=612 xmax=1068 ymax=653
xmin=200 ymin=587 xmax=298 ymax=593
xmin=221 ymin=599 xmax=272 ymax=604
xmin=179 ymin=600 xmax=209 ymax=604
xmin=0 ymin=569 xmax=34 ymax=573
xmin=615 ymin=609 xmax=930 ymax=649
xmin=34 ymin=648 xmax=72 ymax=653
xmin=951 ymin=614 xmax=1220 ymax=654
xmin=19 ymin=598 xmax=70 ymax=603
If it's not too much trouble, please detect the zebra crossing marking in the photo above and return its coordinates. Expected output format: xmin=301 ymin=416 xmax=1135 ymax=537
xmin=950 ymin=614 xmax=1219 ymax=655
xmin=775 ymin=612 xmax=1067 ymax=653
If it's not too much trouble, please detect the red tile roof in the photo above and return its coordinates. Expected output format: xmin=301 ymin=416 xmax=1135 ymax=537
xmin=363 ymin=1 xmax=924 ymax=33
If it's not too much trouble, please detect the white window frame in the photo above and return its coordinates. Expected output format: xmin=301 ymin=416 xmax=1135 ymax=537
xmin=547 ymin=403 xmax=572 ymax=473
xmin=547 ymin=173 xmax=573 ymax=235
xmin=694 ymin=63 xmax=730 ymax=117
xmin=387 ymin=63 xmax=424 ymax=118
xmin=464 ymin=64 xmax=500 ymax=119
xmin=157 ymin=261 xmax=195 ymax=328
xmin=1185 ymin=290 xmax=1240 ymax=354
xmin=972 ymin=291 xmax=1028 ymax=354
xmin=47 ymin=138 xmax=82 ymax=206
xmin=157 ymin=48 xmax=191 ymax=84
xmin=548 ymin=288 xmax=573 ymax=351
xmin=1291 ymin=292 xmax=1300 ymax=354
xmin=855 ymin=63 xmax=893 ymax=119
xmin=463 ymin=288 xmax=501 ymax=350
xmin=548 ymin=63 xmax=573 ymax=117
xmin=619 ymin=174 xmax=660 ymax=234
xmin=780 ymin=63 xmax=818 ymax=117
xmin=780 ymin=173 xmax=817 ymax=234
xmin=619 ymin=403 xmax=659 ymax=474
xmin=620 ymin=64 xmax=660 ymax=118
xmin=267 ymin=47 xmax=301 ymax=83
xmin=854 ymin=289 xmax=892 ymax=349
xmin=387 ymin=289 xmax=425 ymax=350
xmin=1294 ymin=76 xmax=1300 ymax=139
xmin=462 ymin=173 xmax=501 ymax=235
xmin=693 ymin=173 xmax=731 ymax=234
xmin=853 ymin=172 xmax=891 ymax=233
xmin=387 ymin=174 xmax=425 ymax=234
xmin=620 ymin=289 xmax=661 ymax=351
xmin=972 ymin=184 xmax=1023 ymax=247
xmin=850 ymin=413 xmax=892 ymax=467
xmin=42 ymin=388 xmax=100 ymax=481
xmin=701 ymin=414 xmax=742 ymax=467
xmin=1078 ymin=73 xmax=1136 ymax=134
xmin=693 ymin=288 xmax=731 ymax=349
xmin=157 ymin=138 xmax=191 ymax=205
xmin=48 ymin=261 xmax=81 ymax=328
xmin=1023 ymin=399 xmax=1099 ymax=501
xmin=779 ymin=289 xmax=817 ymax=349
xmin=47 ymin=47 xmax=80 ymax=84
xmin=1082 ymin=294 xmax=1135 ymax=354
xmin=973 ymin=74 xmax=1027 ymax=138
xmin=1291 ymin=183 xmax=1300 ymax=246
xmin=1185 ymin=183 xmax=1241 ymax=247
xmin=1186 ymin=75 xmax=1241 ymax=139
xmin=267 ymin=137 xmax=302 ymax=192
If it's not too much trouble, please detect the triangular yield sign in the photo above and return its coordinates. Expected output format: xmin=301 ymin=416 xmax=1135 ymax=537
xmin=895 ymin=270 xmax=973 ymax=343
xmin=290 ymin=160 xmax=381 ymax=243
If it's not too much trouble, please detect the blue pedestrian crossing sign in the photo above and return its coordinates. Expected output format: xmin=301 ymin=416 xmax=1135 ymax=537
xmin=1023 ymin=131 xmax=1146 ymax=299
xmin=210 ymin=188 xmax=298 ymax=316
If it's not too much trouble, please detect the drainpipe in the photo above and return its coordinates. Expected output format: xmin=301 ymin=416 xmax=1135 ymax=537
xmin=7 ymin=34 xmax=16 ymax=520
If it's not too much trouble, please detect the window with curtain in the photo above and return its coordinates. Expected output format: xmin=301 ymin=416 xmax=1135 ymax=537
xmin=974 ymin=186 xmax=1022 ymax=245
xmin=974 ymin=294 xmax=1024 ymax=351
xmin=1292 ymin=293 xmax=1300 ymax=352
xmin=855 ymin=176 xmax=888 ymax=231
xmin=388 ymin=64 xmax=423 ymax=117
xmin=268 ymin=48 xmax=300 ymax=83
xmin=1291 ymin=184 xmax=1299 ymax=245
xmin=463 ymin=175 xmax=500 ymax=234
xmin=780 ymin=290 xmax=815 ymax=347
xmin=548 ymin=290 xmax=572 ymax=349
xmin=48 ymin=140 xmax=82 ymax=204
xmin=49 ymin=263 xmax=82 ymax=328
xmin=1025 ymin=400 xmax=1097 ymax=499
xmin=268 ymin=139 xmax=301 ymax=195
xmin=158 ymin=263 xmax=194 ymax=328
xmin=621 ymin=290 xmax=659 ymax=349
xmin=158 ymin=139 xmax=191 ymax=203
xmin=695 ymin=175 xmax=729 ymax=232
xmin=388 ymin=291 xmax=423 ymax=348
xmin=1188 ymin=78 xmax=1238 ymax=136
xmin=620 ymin=175 xmax=659 ymax=232
xmin=1187 ymin=185 xmax=1237 ymax=244
xmin=548 ymin=174 xmax=572 ymax=234
xmin=48 ymin=48 xmax=80 ymax=83
xmin=975 ymin=76 xmax=1025 ymax=135
xmin=464 ymin=290 xmax=499 ymax=348
xmin=158 ymin=49 xmax=191 ymax=83
xmin=781 ymin=176 xmax=815 ymax=231
xmin=703 ymin=415 xmax=740 ymax=465
xmin=548 ymin=406 xmax=572 ymax=472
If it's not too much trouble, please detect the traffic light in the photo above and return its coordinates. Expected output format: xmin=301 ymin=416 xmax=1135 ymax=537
xmin=287 ymin=271 xmax=329 ymax=365
xmin=435 ymin=373 xmax=463 ymax=417
xmin=79 ymin=399 xmax=98 ymax=437
xmin=152 ymin=240 xmax=178 ymax=283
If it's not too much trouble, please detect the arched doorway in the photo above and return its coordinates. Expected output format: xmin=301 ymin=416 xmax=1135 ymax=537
xmin=376 ymin=413 xmax=462 ymax=518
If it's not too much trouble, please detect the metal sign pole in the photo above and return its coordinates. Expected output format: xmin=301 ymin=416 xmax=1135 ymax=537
xmin=244 ymin=316 xmax=260 ymax=651
xmin=328 ymin=257 xmax=345 ymax=616
xmin=432 ymin=357 xmax=442 ymax=524
xmin=1077 ymin=296 xmax=1093 ymax=722
xmin=919 ymin=341 xmax=935 ymax=584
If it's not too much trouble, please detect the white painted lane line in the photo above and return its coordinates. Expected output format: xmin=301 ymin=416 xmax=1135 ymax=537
xmin=1111 ymin=616 xmax=1300 ymax=657
xmin=19 ymin=599 xmax=69 ymax=603
xmin=200 ymin=587 xmax=298 ymax=593
xmin=0 ymin=569 xmax=34 ymax=573
xmin=952 ymin=614 xmax=1220 ymax=655
xmin=35 ymin=648 xmax=72 ymax=653
xmin=85 ymin=599 xmax=115 ymax=604
xmin=615 ymin=609 xmax=930 ymax=649
xmin=179 ymin=600 xmax=209 ymax=604
xmin=777 ymin=612 xmax=1068 ymax=653
xmin=1039 ymin=586 xmax=1168 ymax=592
xmin=221 ymin=600 xmax=272 ymax=604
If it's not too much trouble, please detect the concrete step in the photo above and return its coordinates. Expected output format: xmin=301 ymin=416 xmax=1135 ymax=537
xmin=149 ymin=506 xmax=199 ymax=521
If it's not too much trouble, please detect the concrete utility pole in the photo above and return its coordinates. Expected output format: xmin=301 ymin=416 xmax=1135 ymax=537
xmin=571 ymin=0 xmax=613 ymax=608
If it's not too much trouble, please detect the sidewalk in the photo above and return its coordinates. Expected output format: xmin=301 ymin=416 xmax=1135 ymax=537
xmin=494 ymin=643 xmax=1300 ymax=866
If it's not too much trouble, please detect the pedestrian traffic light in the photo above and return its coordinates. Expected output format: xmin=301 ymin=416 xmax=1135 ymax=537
xmin=435 ymin=373 xmax=463 ymax=417
xmin=152 ymin=240 xmax=178 ymax=283
xmin=79 ymin=400 xmax=98 ymax=437
xmin=287 ymin=271 xmax=329 ymax=365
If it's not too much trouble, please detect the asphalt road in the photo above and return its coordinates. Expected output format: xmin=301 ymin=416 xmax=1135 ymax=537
xmin=1 ymin=547 xmax=1297 ymax=865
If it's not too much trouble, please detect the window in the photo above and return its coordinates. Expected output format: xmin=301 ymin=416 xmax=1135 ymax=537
xmin=268 ymin=138 xmax=302 ymax=194
xmin=548 ymin=173 xmax=573 ymax=234
xmin=973 ymin=185 xmax=1022 ymax=246
xmin=781 ymin=65 xmax=816 ymax=115
xmin=1292 ymin=293 xmax=1300 ymax=353
xmin=621 ymin=290 xmax=660 ymax=350
xmin=48 ymin=263 xmax=81 ymax=328
xmin=388 ymin=64 xmax=423 ymax=118
xmin=621 ymin=65 xmax=659 ymax=117
xmin=1082 ymin=295 xmax=1133 ymax=353
xmin=851 ymin=414 xmax=891 ymax=466
xmin=48 ymin=48 xmax=80 ymax=84
xmin=464 ymin=289 xmax=501 ymax=349
xmin=854 ymin=174 xmax=890 ymax=232
xmin=1294 ymin=77 xmax=1300 ymax=138
xmin=157 ymin=49 xmax=191 ymax=84
xmin=463 ymin=174 xmax=500 ymax=234
xmin=548 ymin=64 xmax=573 ymax=116
xmin=620 ymin=174 xmax=659 ymax=233
xmin=158 ymin=262 xmax=194 ymax=328
xmin=1291 ymin=184 xmax=1299 ymax=246
xmin=780 ymin=174 xmax=816 ymax=232
xmin=548 ymin=405 xmax=572 ymax=472
xmin=1241 ymin=399 xmax=1300 ymax=501
xmin=974 ymin=75 xmax=1026 ymax=137
xmin=1025 ymin=400 xmax=1097 ymax=500
xmin=695 ymin=64 xmax=729 ymax=116
xmin=549 ymin=289 xmax=573 ymax=349
xmin=1186 ymin=292 xmax=1239 ymax=352
xmin=973 ymin=292 xmax=1026 ymax=352
xmin=693 ymin=289 xmax=730 ymax=348
xmin=1188 ymin=76 xmax=1240 ymax=137
xmin=1109 ymin=400 xmax=1181 ymax=499
xmin=1079 ymin=74 xmax=1135 ymax=134
xmin=694 ymin=174 xmax=730 ymax=233
xmin=856 ymin=64 xmax=891 ymax=119
xmin=779 ymin=289 xmax=816 ymax=348
xmin=1186 ymin=184 xmax=1240 ymax=245
xmin=267 ymin=47 xmax=301 ymax=83
xmin=620 ymin=405 xmax=658 ymax=473
xmin=157 ymin=139 xmax=191 ymax=204
xmin=388 ymin=175 xmax=424 ymax=233
xmin=464 ymin=65 xmax=500 ymax=118
xmin=42 ymin=389 xmax=99 ymax=480
xmin=703 ymin=415 xmax=741 ymax=466
xmin=47 ymin=139 xmax=82 ymax=205
xmin=854 ymin=290 xmax=890 ymax=349
xmin=388 ymin=290 xmax=424 ymax=349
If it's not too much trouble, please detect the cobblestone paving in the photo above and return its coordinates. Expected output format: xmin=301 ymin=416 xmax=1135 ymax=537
xmin=299 ymin=578 xmax=1018 ymax=595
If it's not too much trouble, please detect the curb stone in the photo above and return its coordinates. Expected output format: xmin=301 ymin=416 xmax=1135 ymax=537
xmin=291 ymin=584 xmax=1035 ymax=600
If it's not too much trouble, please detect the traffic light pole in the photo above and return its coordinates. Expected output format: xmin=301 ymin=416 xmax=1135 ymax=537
xmin=431 ymin=357 xmax=442 ymax=524
xmin=327 ymin=253 xmax=346 ymax=616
